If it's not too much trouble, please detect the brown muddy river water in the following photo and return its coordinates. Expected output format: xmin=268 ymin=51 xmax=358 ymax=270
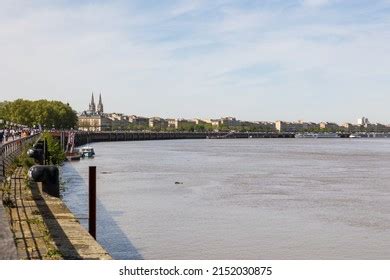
xmin=61 ymin=139 xmax=390 ymax=259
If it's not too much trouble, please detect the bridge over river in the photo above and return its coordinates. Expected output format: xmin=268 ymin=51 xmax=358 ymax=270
xmin=49 ymin=131 xmax=355 ymax=147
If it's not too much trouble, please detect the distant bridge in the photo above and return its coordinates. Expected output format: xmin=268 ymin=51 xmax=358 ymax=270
xmin=49 ymin=131 xmax=358 ymax=147
xmin=51 ymin=131 xmax=299 ymax=147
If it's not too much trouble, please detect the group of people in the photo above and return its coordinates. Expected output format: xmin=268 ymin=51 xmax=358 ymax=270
xmin=0 ymin=127 xmax=40 ymax=144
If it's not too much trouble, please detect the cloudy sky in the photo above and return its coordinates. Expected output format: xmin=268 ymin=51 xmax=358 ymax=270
xmin=1 ymin=0 xmax=390 ymax=123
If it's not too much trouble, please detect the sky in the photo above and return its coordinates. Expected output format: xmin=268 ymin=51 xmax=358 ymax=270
xmin=1 ymin=0 xmax=390 ymax=123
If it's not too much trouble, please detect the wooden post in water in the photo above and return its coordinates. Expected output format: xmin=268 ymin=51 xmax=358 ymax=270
xmin=89 ymin=166 xmax=96 ymax=239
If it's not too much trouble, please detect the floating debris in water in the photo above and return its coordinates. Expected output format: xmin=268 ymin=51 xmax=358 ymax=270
xmin=175 ymin=181 xmax=184 ymax=184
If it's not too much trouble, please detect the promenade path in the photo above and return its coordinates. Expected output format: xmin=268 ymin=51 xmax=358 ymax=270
xmin=1 ymin=167 xmax=111 ymax=259
xmin=0 ymin=195 xmax=17 ymax=259
xmin=0 ymin=141 xmax=18 ymax=259
xmin=0 ymin=137 xmax=38 ymax=260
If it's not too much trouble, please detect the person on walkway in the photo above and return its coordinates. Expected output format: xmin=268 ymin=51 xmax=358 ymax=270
xmin=3 ymin=129 xmax=8 ymax=142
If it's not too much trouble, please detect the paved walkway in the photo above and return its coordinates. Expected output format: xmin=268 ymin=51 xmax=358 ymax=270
xmin=0 ymin=200 xmax=17 ymax=259
xmin=1 ymin=167 xmax=111 ymax=259
xmin=0 ymin=139 xmax=18 ymax=259
xmin=0 ymin=148 xmax=17 ymax=259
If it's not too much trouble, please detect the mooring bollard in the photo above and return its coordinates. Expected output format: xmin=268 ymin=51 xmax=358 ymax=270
xmin=89 ymin=166 xmax=96 ymax=239
xmin=27 ymin=148 xmax=44 ymax=165
xmin=28 ymin=165 xmax=60 ymax=197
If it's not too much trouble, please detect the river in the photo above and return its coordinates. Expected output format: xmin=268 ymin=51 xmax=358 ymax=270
xmin=61 ymin=139 xmax=390 ymax=259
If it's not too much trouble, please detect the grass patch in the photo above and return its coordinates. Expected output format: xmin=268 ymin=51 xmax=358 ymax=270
xmin=45 ymin=248 xmax=62 ymax=259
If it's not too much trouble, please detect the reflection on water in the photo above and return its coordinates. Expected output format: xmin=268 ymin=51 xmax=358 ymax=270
xmin=61 ymin=139 xmax=390 ymax=259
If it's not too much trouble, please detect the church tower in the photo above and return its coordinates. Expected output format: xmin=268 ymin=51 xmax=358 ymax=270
xmin=89 ymin=92 xmax=96 ymax=113
xmin=97 ymin=93 xmax=104 ymax=114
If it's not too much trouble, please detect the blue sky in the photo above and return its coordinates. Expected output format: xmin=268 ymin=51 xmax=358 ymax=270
xmin=1 ymin=0 xmax=390 ymax=123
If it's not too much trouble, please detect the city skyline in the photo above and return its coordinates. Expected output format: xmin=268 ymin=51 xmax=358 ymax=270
xmin=0 ymin=93 xmax=385 ymax=125
xmin=1 ymin=1 xmax=390 ymax=123
xmin=81 ymin=93 xmax=379 ymax=126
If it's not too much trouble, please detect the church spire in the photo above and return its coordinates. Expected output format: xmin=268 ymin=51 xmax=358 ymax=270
xmin=97 ymin=93 xmax=104 ymax=114
xmin=89 ymin=92 xmax=96 ymax=112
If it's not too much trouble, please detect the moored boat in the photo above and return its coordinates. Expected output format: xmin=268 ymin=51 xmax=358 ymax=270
xmin=349 ymin=134 xmax=362 ymax=138
xmin=295 ymin=133 xmax=317 ymax=138
xmin=316 ymin=133 xmax=341 ymax=138
xmin=65 ymin=132 xmax=81 ymax=160
xmin=65 ymin=151 xmax=81 ymax=161
xmin=81 ymin=146 xmax=95 ymax=158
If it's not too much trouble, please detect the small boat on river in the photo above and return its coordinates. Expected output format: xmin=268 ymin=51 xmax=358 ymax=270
xmin=65 ymin=131 xmax=81 ymax=161
xmin=295 ymin=133 xmax=317 ymax=138
xmin=66 ymin=151 xmax=81 ymax=161
xmin=349 ymin=134 xmax=362 ymax=138
xmin=316 ymin=133 xmax=341 ymax=138
xmin=81 ymin=146 xmax=95 ymax=158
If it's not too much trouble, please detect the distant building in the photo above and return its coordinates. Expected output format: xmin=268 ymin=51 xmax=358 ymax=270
xmin=129 ymin=115 xmax=149 ymax=127
xmin=220 ymin=117 xmax=240 ymax=127
xmin=342 ymin=123 xmax=359 ymax=132
xmin=275 ymin=121 xmax=292 ymax=132
xmin=254 ymin=121 xmax=277 ymax=132
xmin=107 ymin=113 xmax=129 ymax=130
xmin=275 ymin=120 xmax=321 ymax=132
xmin=202 ymin=117 xmax=239 ymax=129
xmin=167 ymin=119 xmax=176 ymax=128
xmin=78 ymin=93 xmax=112 ymax=131
xmin=209 ymin=119 xmax=222 ymax=127
xmin=193 ymin=119 xmax=208 ymax=125
xmin=149 ymin=117 xmax=168 ymax=129
xmin=107 ymin=113 xmax=125 ymax=121
xmin=275 ymin=121 xmax=303 ymax=132
xmin=78 ymin=114 xmax=112 ymax=132
xmin=319 ymin=122 xmax=340 ymax=131
xmin=297 ymin=120 xmax=318 ymax=131
xmin=167 ymin=118 xmax=196 ymax=129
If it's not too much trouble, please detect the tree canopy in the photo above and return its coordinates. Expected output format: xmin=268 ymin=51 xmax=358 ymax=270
xmin=0 ymin=99 xmax=78 ymax=129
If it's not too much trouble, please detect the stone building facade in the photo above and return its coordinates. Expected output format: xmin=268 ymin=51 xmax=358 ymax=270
xmin=78 ymin=93 xmax=112 ymax=131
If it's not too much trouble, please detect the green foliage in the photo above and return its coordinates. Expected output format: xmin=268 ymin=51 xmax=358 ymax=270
xmin=14 ymin=151 xmax=35 ymax=169
xmin=6 ymin=143 xmax=35 ymax=176
xmin=0 ymin=101 xmax=7 ymax=128
xmin=0 ymin=99 xmax=77 ymax=129
xmin=216 ymin=123 xmax=277 ymax=133
xmin=43 ymin=132 xmax=66 ymax=165
xmin=45 ymin=249 xmax=62 ymax=259
xmin=126 ymin=123 xmax=149 ymax=131
xmin=193 ymin=123 xmax=213 ymax=132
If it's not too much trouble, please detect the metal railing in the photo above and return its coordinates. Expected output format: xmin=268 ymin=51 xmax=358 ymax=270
xmin=0 ymin=134 xmax=41 ymax=182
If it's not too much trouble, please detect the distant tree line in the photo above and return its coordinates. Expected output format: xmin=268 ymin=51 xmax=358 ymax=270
xmin=0 ymin=99 xmax=78 ymax=129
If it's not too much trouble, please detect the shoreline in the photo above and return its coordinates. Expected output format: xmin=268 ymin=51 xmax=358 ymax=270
xmin=1 ymin=165 xmax=111 ymax=260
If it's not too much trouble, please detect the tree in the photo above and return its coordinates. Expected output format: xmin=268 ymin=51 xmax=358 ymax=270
xmin=0 ymin=99 xmax=78 ymax=129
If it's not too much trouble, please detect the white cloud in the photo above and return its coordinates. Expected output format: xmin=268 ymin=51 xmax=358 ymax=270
xmin=0 ymin=1 xmax=390 ymax=122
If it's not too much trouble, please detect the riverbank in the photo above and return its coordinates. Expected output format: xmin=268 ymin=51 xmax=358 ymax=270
xmin=0 ymin=166 xmax=111 ymax=259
